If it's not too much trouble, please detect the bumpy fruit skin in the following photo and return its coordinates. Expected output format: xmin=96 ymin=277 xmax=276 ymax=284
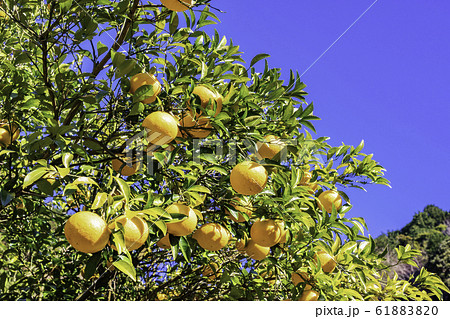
xmin=250 ymin=219 xmax=282 ymax=247
xmin=257 ymin=135 xmax=285 ymax=159
xmin=298 ymin=290 xmax=319 ymax=301
xmin=160 ymin=0 xmax=193 ymax=12
xmin=230 ymin=161 xmax=268 ymax=196
xmin=112 ymin=158 xmax=139 ymax=176
xmin=191 ymin=85 xmax=223 ymax=116
xmin=156 ymin=233 xmax=171 ymax=249
xmin=317 ymin=189 xmax=342 ymax=213
xmin=143 ymin=111 xmax=179 ymax=145
xmin=193 ymin=223 xmax=230 ymax=251
xmin=314 ymin=250 xmax=337 ymax=273
xmin=225 ymin=197 xmax=253 ymax=223
xmin=0 ymin=122 xmax=20 ymax=147
xmin=64 ymin=211 xmax=111 ymax=254
xmin=292 ymin=272 xmax=312 ymax=290
xmin=245 ymin=239 xmax=270 ymax=261
xmin=166 ymin=203 xmax=198 ymax=236
xmin=178 ymin=112 xmax=212 ymax=138
xmin=130 ymin=73 xmax=161 ymax=104
xmin=109 ymin=216 xmax=149 ymax=251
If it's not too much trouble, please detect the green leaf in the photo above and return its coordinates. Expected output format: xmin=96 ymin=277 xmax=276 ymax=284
xmin=113 ymin=177 xmax=130 ymax=203
xmin=188 ymin=185 xmax=211 ymax=194
xmin=56 ymin=167 xmax=70 ymax=178
xmin=250 ymin=53 xmax=270 ymax=67
xmin=23 ymin=167 xmax=49 ymax=188
xmin=179 ymin=236 xmax=191 ymax=262
xmin=115 ymin=59 xmax=136 ymax=79
xmin=97 ymin=41 xmax=108 ymax=56
xmin=84 ymin=253 xmax=102 ymax=279
xmin=111 ymin=50 xmax=126 ymax=68
xmin=62 ymin=153 xmax=73 ymax=168
xmin=355 ymin=140 xmax=365 ymax=154
xmin=72 ymin=176 xmax=99 ymax=187
xmin=91 ymin=192 xmax=108 ymax=210
xmin=113 ymin=256 xmax=136 ymax=281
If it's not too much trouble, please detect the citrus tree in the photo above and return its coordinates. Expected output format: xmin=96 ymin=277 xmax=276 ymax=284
xmin=0 ymin=0 xmax=448 ymax=301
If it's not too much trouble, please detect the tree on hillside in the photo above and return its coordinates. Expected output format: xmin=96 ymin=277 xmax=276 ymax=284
xmin=0 ymin=0 xmax=448 ymax=300
xmin=375 ymin=205 xmax=450 ymax=300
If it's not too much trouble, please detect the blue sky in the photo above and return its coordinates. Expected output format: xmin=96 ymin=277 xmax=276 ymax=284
xmin=207 ymin=0 xmax=450 ymax=236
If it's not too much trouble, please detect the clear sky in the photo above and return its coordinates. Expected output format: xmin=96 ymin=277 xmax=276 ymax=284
xmin=207 ymin=0 xmax=450 ymax=237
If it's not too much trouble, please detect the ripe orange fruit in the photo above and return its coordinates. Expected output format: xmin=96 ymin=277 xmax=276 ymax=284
xmin=230 ymin=161 xmax=268 ymax=195
xmin=160 ymin=0 xmax=193 ymax=12
xmin=250 ymin=219 xmax=282 ymax=247
xmin=130 ymin=73 xmax=161 ymax=104
xmin=277 ymin=221 xmax=288 ymax=244
xmin=109 ymin=215 xmax=149 ymax=251
xmin=299 ymin=171 xmax=312 ymax=185
xmin=298 ymin=290 xmax=319 ymax=301
xmin=193 ymin=223 xmax=230 ymax=251
xmin=166 ymin=203 xmax=198 ymax=236
xmin=314 ymin=250 xmax=337 ymax=273
xmin=235 ymin=239 xmax=247 ymax=253
xmin=245 ymin=239 xmax=270 ymax=261
xmin=191 ymin=85 xmax=223 ymax=116
xmin=0 ymin=121 xmax=20 ymax=147
xmin=156 ymin=233 xmax=171 ymax=249
xmin=64 ymin=211 xmax=111 ymax=254
xmin=292 ymin=272 xmax=312 ymax=290
xmin=317 ymin=189 xmax=342 ymax=213
xmin=178 ymin=111 xmax=212 ymax=139
xmin=143 ymin=111 xmax=179 ymax=145
xmin=225 ymin=197 xmax=253 ymax=223
xmin=257 ymin=135 xmax=285 ymax=159
xmin=112 ymin=157 xmax=139 ymax=176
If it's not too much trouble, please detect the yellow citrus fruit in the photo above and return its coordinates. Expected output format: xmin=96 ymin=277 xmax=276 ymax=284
xmin=292 ymin=272 xmax=312 ymax=290
xmin=130 ymin=73 xmax=161 ymax=104
xmin=156 ymin=233 xmax=171 ymax=249
xmin=191 ymin=85 xmax=223 ymax=116
xmin=202 ymin=262 xmax=220 ymax=280
xmin=160 ymin=0 xmax=193 ymax=12
xmin=298 ymin=290 xmax=319 ymax=301
xmin=156 ymin=292 xmax=168 ymax=301
xmin=257 ymin=135 xmax=285 ymax=159
xmin=109 ymin=215 xmax=149 ymax=251
xmin=250 ymin=219 xmax=282 ymax=247
xmin=278 ymin=221 xmax=288 ymax=244
xmin=193 ymin=223 xmax=230 ymax=251
xmin=308 ymin=183 xmax=319 ymax=194
xmin=166 ymin=203 xmax=198 ymax=236
xmin=178 ymin=111 xmax=212 ymax=138
xmin=245 ymin=239 xmax=270 ymax=261
xmin=112 ymin=157 xmax=139 ymax=176
xmin=235 ymin=239 xmax=247 ymax=253
xmin=314 ymin=250 xmax=337 ymax=273
xmin=64 ymin=211 xmax=111 ymax=254
xmin=230 ymin=161 xmax=268 ymax=195
xmin=317 ymin=189 xmax=343 ymax=213
xmin=0 ymin=121 xmax=20 ymax=147
xmin=225 ymin=197 xmax=253 ymax=223
xmin=299 ymin=171 xmax=312 ymax=185
xmin=142 ymin=111 xmax=179 ymax=145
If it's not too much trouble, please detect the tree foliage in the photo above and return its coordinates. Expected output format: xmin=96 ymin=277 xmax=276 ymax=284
xmin=375 ymin=205 xmax=450 ymax=300
xmin=0 ymin=1 xmax=448 ymax=300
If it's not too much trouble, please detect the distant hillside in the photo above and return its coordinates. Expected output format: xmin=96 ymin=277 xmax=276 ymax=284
xmin=375 ymin=205 xmax=450 ymax=300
